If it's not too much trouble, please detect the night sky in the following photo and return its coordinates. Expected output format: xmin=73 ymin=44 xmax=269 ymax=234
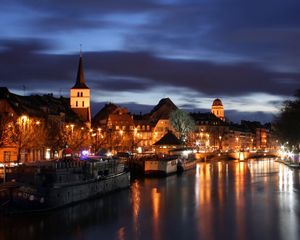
xmin=0 ymin=0 xmax=299 ymax=123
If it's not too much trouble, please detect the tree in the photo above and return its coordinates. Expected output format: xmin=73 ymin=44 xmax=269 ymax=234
xmin=274 ymin=89 xmax=300 ymax=146
xmin=0 ymin=114 xmax=14 ymax=147
xmin=62 ymin=125 xmax=91 ymax=152
xmin=8 ymin=116 xmax=47 ymax=162
xmin=169 ymin=109 xmax=195 ymax=143
xmin=46 ymin=119 xmax=67 ymax=157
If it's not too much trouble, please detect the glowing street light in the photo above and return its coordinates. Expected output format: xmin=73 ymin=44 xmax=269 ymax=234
xmin=70 ymin=124 xmax=75 ymax=134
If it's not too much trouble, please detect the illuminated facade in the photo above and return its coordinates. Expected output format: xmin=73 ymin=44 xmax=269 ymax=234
xmin=211 ymin=98 xmax=225 ymax=121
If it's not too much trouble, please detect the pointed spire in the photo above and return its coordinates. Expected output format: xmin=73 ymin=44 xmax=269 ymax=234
xmin=72 ymin=52 xmax=89 ymax=89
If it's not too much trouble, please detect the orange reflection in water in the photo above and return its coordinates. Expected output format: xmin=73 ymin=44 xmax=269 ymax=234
xmin=152 ymin=187 xmax=161 ymax=240
xmin=195 ymin=162 xmax=213 ymax=239
xmin=152 ymin=188 xmax=160 ymax=220
xmin=199 ymin=163 xmax=212 ymax=205
xmin=195 ymin=161 xmax=251 ymax=239
xmin=234 ymin=161 xmax=247 ymax=240
xmin=235 ymin=161 xmax=245 ymax=202
xmin=131 ymin=181 xmax=141 ymax=237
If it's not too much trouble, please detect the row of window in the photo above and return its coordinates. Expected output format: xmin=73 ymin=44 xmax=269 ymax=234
xmin=76 ymin=101 xmax=85 ymax=107
xmin=77 ymin=92 xmax=84 ymax=97
xmin=113 ymin=125 xmax=152 ymax=131
xmin=136 ymin=125 xmax=151 ymax=131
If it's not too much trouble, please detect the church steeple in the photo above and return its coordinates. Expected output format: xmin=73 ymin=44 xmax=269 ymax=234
xmin=72 ymin=55 xmax=89 ymax=89
xmin=70 ymin=53 xmax=91 ymax=127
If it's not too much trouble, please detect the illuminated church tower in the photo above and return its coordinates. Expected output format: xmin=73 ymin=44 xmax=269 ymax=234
xmin=70 ymin=54 xmax=91 ymax=127
xmin=211 ymin=98 xmax=225 ymax=121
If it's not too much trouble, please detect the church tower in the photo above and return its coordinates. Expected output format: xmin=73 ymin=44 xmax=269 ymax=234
xmin=70 ymin=54 xmax=91 ymax=127
xmin=211 ymin=98 xmax=225 ymax=121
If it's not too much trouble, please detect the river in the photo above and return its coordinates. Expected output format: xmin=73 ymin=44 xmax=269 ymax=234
xmin=1 ymin=158 xmax=300 ymax=240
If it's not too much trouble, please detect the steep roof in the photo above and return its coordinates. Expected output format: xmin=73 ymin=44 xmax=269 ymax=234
xmin=149 ymin=98 xmax=178 ymax=123
xmin=153 ymin=131 xmax=182 ymax=146
xmin=71 ymin=56 xmax=89 ymax=89
xmin=92 ymin=103 xmax=119 ymax=124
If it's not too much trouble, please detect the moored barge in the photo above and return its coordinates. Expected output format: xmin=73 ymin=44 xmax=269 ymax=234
xmin=0 ymin=158 xmax=130 ymax=214
xmin=144 ymin=155 xmax=178 ymax=176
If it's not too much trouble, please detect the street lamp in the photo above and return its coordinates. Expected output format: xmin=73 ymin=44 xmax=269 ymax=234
xmin=236 ymin=137 xmax=239 ymax=150
xmin=20 ymin=115 xmax=28 ymax=123
xmin=70 ymin=124 xmax=74 ymax=134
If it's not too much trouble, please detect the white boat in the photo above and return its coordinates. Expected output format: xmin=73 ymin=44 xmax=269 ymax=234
xmin=144 ymin=155 xmax=178 ymax=176
xmin=177 ymin=157 xmax=196 ymax=172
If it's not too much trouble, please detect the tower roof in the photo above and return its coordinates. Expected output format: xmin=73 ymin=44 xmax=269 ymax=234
xmin=212 ymin=98 xmax=223 ymax=106
xmin=72 ymin=56 xmax=89 ymax=89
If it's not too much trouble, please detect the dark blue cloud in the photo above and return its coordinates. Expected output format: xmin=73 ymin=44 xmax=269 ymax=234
xmin=0 ymin=39 xmax=299 ymax=97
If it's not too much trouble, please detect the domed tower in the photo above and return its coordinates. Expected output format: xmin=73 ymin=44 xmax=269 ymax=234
xmin=211 ymin=98 xmax=225 ymax=121
xmin=70 ymin=54 xmax=91 ymax=127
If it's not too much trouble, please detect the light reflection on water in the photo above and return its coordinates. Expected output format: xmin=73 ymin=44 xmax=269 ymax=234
xmin=1 ymin=158 xmax=300 ymax=240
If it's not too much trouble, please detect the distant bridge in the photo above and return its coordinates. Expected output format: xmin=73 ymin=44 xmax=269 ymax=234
xmin=195 ymin=150 xmax=278 ymax=161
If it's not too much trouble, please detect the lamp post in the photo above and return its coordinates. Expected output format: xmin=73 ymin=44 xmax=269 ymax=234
xmin=96 ymin=128 xmax=101 ymax=151
xmin=17 ymin=115 xmax=29 ymax=162
xmin=236 ymin=137 xmax=239 ymax=150
xmin=133 ymin=128 xmax=138 ymax=152
xmin=3 ymin=162 xmax=6 ymax=183
xmin=70 ymin=124 xmax=74 ymax=135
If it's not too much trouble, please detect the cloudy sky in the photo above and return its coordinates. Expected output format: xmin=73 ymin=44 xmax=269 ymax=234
xmin=0 ymin=0 xmax=299 ymax=122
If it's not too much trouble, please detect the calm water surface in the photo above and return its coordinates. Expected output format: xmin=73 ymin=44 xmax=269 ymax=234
xmin=1 ymin=158 xmax=300 ymax=240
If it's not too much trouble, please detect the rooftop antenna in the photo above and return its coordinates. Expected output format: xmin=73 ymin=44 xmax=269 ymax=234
xmin=80 ymin=44 xmax=82 ymax=57
xmin=59 ymin=88 xmax=62 ymax=97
